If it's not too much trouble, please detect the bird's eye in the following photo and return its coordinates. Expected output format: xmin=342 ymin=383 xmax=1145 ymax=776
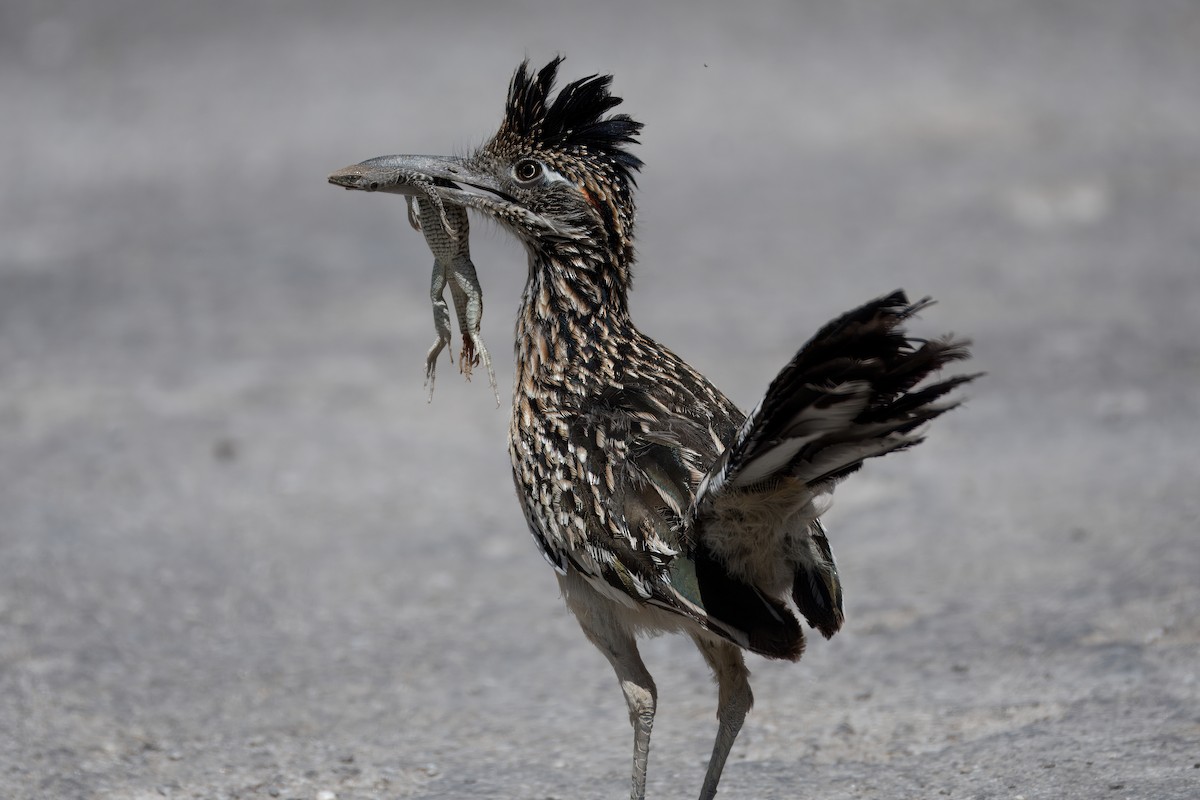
xmin=514 ymin=159 xmax=543 ymax=183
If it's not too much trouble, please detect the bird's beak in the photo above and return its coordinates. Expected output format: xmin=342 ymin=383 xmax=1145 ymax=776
xmin=329 ymin=153 xmax=570 ymax=239
xmin=328 ymin=154 xmax=511 ymax=204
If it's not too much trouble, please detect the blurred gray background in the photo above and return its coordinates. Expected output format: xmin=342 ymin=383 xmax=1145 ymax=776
xmin=1 ymin=1 xmax=1197 ymax=799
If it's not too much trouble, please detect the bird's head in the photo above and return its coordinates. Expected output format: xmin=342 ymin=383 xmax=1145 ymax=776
xmin=330 ymin=57 xmax=643 ymax=271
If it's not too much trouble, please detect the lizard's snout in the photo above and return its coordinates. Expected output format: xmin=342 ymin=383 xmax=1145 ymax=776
xmin=327 ymin=167 xmax=375 ymax=191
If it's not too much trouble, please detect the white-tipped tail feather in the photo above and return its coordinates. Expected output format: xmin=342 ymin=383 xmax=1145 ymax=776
xmin=691 ymin=290 xmax=977 ymax=641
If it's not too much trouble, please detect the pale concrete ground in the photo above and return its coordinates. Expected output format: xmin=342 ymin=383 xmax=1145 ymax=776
xmin=1 ymin=1 xmax=1197 ymax=798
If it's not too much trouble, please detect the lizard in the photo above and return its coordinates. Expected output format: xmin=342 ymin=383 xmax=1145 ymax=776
xmin=327 ymin=159 xmax=499 ymax=404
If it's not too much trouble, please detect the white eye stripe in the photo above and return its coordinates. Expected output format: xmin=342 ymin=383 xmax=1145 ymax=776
xmin=541 ymin=165 xmax=572 ymax=185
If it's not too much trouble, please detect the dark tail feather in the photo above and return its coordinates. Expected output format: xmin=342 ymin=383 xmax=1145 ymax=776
xmin=694 ymin=543 xmax=806 ymax=660
xmin=791 ymin=522 xmax=844 ymax=638
xmin=690 ymin=291 xmax=976 ymax=648
xmin=696 ymin=290 xmax=980 ymax=499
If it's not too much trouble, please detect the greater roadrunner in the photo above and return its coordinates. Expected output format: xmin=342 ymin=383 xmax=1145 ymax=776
xmin=331 ymin=57 xmax=975 ymax=800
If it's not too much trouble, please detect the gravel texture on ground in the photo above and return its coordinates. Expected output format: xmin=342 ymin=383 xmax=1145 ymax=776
xmin=2 ymin=2 xmax=1197 ymax=799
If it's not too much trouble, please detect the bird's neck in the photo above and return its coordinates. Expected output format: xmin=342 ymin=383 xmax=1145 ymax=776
xmin=514 ymin=247 xmax=634 ymax=397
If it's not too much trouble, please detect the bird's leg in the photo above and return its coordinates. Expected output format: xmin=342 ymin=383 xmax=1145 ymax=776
xmin=590 ymin=624 xmax=656 ymax=800
xmin=691 ymin=634 xmax=754 ymax=800
xmin=559 ymin=570 xmax=657 ymax=800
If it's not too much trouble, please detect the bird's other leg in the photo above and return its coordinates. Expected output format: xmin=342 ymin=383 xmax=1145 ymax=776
xmin=691 ymin=634 xmax=754 ymax=800
xmin=559 ymin=570 xmax=657 ymax=800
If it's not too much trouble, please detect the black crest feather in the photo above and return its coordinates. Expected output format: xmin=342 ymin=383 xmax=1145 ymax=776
xmin=503 ymin=57 xmax=644 ymax=184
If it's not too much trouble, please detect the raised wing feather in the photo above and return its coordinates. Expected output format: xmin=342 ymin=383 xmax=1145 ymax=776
xmin=546 ymin=374 xmax=806 ymax=659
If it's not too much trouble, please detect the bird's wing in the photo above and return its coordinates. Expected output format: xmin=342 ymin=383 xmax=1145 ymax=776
xmin=546 ymin=376 xmax=807 ymax=660
xmin=552 ymin=384 xmax=709 ymax=607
